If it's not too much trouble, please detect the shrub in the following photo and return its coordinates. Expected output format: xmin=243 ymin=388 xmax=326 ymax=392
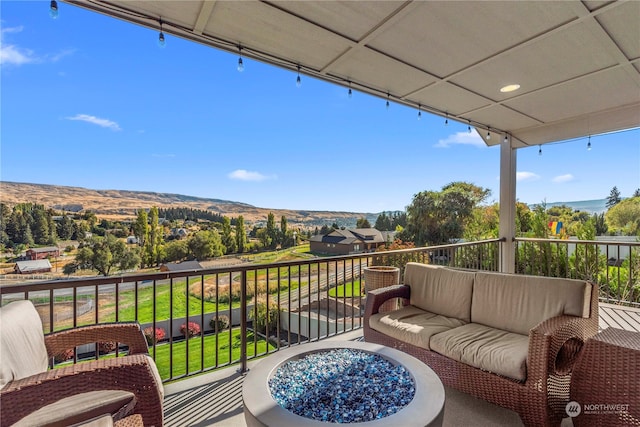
xmin=250 ymin=295 xmax=280 ymax=334
xmin=54 ymin=348 xmax=74 ymax=363
xmin=98 ymin=341 xmax=117 ymax=354
xmin=180 ymin=321 xmax=201 ymax=338
xmin=209 ymin=314 xmax=230 ymax=332
xmin=143 ymin=326 xmax=166 ymax=345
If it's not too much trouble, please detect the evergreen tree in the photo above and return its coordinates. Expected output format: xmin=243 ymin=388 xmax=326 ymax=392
xmin=32 ymin=208 xmax=50 ymax=245
xmin=266 ymin=212 xmax=278 ymax=249
xmin=221 ymin=216 xmax=237 ymax=254
xmin=356 ymin=217 xmax=371 ymax=228
xmin=633 ymin=188 xmax=640 ymax=198
xmin=146 ymin=207 xmax=163 ymax=266
xmin=235 ymin=215 xmax=246 ymax=253
xmin=133 ymin=210 xmax=149 ymax=248
xmin=606 ymin=186 xmax=622 ymax=208
xmin=58 ymin=213 xmax=75 ymax=240
xmin=593 ymin=213 xmax=608 ymax=236
xmin=280 ymin=216 xmax=288 ymax=248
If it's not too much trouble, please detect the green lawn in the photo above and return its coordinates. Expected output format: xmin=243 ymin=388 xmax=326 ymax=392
xmin=328 ymin=280 xmax=363 ymax=298
xmin=151 ymin=328 xmax=274 ymax=379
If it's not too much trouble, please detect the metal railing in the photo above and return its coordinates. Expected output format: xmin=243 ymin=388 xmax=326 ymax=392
xmin=515 ymin=237 xmax=640 ymax=307
xmin=2 ymin=237 xmax=637 ymax=382
xmin=0 ymin=240 xmax=500 ymax=382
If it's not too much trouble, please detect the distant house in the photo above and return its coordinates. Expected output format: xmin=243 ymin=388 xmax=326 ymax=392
xmin=15 ymin=260 xmax=52 ymax=274
xmin=126 ymin=236 xmax=139 ymax=244
xmin=170 ymin=228 xmax=189 ymax=239
xmin=26 ymin=246 xmax=60 ymax=260
xmin=309 ymin=228 xmax=390 ymax=255
xmin=160 ymin=260 xmax=203 ymax=272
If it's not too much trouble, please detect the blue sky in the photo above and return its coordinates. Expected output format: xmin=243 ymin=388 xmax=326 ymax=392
xmin=2 ymin=1 xmax=639 ymax=214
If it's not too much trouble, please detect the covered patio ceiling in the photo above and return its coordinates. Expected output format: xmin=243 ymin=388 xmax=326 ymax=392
xmin=65 ymin=0 xmax=639 ymax=148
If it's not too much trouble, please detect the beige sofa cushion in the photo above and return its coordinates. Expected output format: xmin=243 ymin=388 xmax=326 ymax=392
xmin=471 ymin=272 xmax=592 ymax=335
xmin=430 ymin=323 xmax=529 ymax=381
xmin=404 ymin=263 xmax=475 ymax=322
xmin=14 ymin=390 xmax=135 ymax=427
xmin=369 ymin=305 xmax=466 ymax=350
xmin=0 ymin=300 xmax=49 ymax=389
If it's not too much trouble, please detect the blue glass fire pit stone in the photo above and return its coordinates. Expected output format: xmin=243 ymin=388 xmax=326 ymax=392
xmin=269 ymin=348 xmax=415 ymax=423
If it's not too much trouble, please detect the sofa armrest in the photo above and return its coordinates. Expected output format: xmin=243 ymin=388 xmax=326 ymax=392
xmin=45 ymin=323 xmax=149 ymax=358
xmin=0 ymin=354 xmax=163 ymax=427
xmin=364 ymin=284 xmax=410 ymax=318
xmin=529 ymin=315 xmax=593 ymax=378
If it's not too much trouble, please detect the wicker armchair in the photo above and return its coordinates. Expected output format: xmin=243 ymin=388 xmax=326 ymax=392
xmin=0 ymin=300 xmax=164 ymax=427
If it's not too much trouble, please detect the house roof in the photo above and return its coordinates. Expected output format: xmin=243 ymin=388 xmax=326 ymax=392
xmin=66 ymin=1 xmax=639 ymax=148
xmin=161 ymin=260 xmax=203 ymax=272
xmin=15 ymin=260 xmax=52 ymax=272
xmin=27 ymin=246 xmax=59 ymax=253
xmin=315 ymin=228 xmax=387 ymax=245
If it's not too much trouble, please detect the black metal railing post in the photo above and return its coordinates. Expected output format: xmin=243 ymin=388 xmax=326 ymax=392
xmin=240 ymin=269 xmax=248 ymax=373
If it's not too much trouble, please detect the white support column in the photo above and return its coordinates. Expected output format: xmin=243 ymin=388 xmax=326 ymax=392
xmin=499 ymin=135 xmax=517 ymax=273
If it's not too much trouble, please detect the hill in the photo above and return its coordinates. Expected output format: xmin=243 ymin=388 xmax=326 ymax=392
xmin=529 ymin=199 xmax=608 ymax=214
xmin=0 ymin=181 xmax=374 ymax=227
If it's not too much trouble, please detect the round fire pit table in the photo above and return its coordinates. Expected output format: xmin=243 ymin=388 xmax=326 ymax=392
xmin=243 ymin=341 xmax=444 ymax=427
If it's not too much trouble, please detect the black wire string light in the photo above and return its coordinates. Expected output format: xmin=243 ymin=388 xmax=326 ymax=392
xmin=296 ymin=65 xmax=301 ymax=88
xmin=417 ymin=104 xmax=422 ymax=120
xmin=237 ymin=46 xmax=244 ymax=72
xmin=348 ymin=81 xmax=352 ymax=98
xmin=386 ymin=93 xmax=390 ymax=109
xmin=468 ymin=120 xmax=472 ymax=133
xmin=486 ymin=128 xmax=491 ymax=140
xmin=538 ymin=145 xmax=542 ymax=156
xmin=158 ymin=18 xmax=166 ymax=47
xmin=445 ymin=113 xmax=449 ymax=126
xmin=587 ymin=135 xmax=592 ymax=151
xmin=49 ymin=0 xmax=59 ymax=19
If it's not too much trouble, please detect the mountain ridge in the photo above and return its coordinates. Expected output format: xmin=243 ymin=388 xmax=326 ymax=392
xmin=0 ymin=181 xmax=373 ymax=226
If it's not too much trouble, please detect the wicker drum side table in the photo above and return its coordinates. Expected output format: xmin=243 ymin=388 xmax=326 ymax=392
xmin=570 ymin=327 xmax=640 ymax=426
xmin=363 ymin=266 xmax=400 ymax=312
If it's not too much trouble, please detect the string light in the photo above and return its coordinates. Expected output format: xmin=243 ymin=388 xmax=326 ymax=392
xmin=504 ymin=134 xmax=508 ymax=143
xmin=587 ymin=135 xmax=592 ymax=151
xmin=49 ymin=0 xmax=59 ymax=19
xmin=417 ymin=104 xmax=422 ymax=120
xmin=237 ymin=46 xmax=244 ymax=72
xmin=445 ymin=113 xmax=449 ymax=126
xmin=386 ymin=93 xmax=390 ymax=109
xmin=296 ymin=65 xmax=301 ymax=88
xmin=348 ymin=81 xmax=352 ymax=98
xmin=158 ymin=18 xmax=166 ymax=47
xmin=486 ymin=128 xmax=491 ymax=140
xmin=467 ymin=120 xmax=472 ymax=133
xmin=538 ymin=145 xmax=542 ymax=156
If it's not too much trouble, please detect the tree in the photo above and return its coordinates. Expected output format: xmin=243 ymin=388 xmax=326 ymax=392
xmin=634 ymin=188 xmax=640 ymax=198
xmin=356 ymin=217 xmax=371 ymax=228
xmin=57 ymin=214 xmax=75 ymax=240
xmin=266 ymin=213 xmax=278 ymax=249
xmin=145 ymin=207 xmax=163 ymax=266
xmin=256 ymin=228 xmax=272 ymax=249
xmin=280 ymin=216 xmax=288 ymax=247
xmin=221 ymin=216 xmax=237 ymax=254
xmin=593 ymin=213 xmax=608 ymax=236
xmin=235 ymin=216 xmax=246 ymax=253
xmin=374 ymin=212 xmax=392 ymax=231
xmin=32 ymin=208 xmax=50 ymax=245
xmin=133 ymin=210 xmax=149 ymax=249
xmin=70 ymin=234 xmax=140 ymax=276
xmin=605 ymin=197 xmax=640 ymax=235
xmin=162 ymin=239 xmax=189 ymax=262
xmin=401 ymin=182 xmax=490 ymax=245
xmin=188 ymin=230 xmax=224 ymax=260
xmin=606 ymin=186 xmax=622 ymax=208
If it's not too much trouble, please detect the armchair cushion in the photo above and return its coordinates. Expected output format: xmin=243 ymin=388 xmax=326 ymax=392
xmin=13 ymin=390 xmax=136 ymax=427
xmin=0 ymin=300 xmax=48 ymax=388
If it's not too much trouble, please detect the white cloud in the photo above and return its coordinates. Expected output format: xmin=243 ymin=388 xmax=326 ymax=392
xmin=228 ymin=169 xmax=276 ymax=182
xmin=1 ymin=26 xmax=73 ymax=66
xmin=517 ymin=171 xmax=540 ymax=182
xmin=434 ymin=132 xmax=485 ymax=148
xmin=66 ymin=114 xmax=122 ymax=131
xmin=552 ymin=174 xmax=574 ymax=183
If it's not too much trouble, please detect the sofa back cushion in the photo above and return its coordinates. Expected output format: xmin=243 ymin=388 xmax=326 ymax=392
xmin=0 ymin=300 xmax=49 ymax=389
xmin=471 ymin=272 xmax=592 ymax=335
xmin=404 ymin=262 xmax=475 ymax=322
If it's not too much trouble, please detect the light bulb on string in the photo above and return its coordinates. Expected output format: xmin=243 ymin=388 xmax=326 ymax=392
xmin=237 ymin=46 xmax=244 ymax=72
xmin=486 ymin=129 xmax=491 ymax=140
xmin=49 ymin=0 xmax=59 ymax=19
xmin=504 ymin=135 xmax=508 ymax=143
xmin=467 ymin=120 xmax=472 ymax=133
xmin=445 ymin=113 xmax=449 ymax=126
xmin=158 ymin=18 xmax=166 ymax=48
xmin=587 ymin=135 xmax=592 ymax=151
xmin=538 ymin=145 xmax=542 ymax=156
xmin=417 ymin=104 xmax=422 ymax=120
xmin=296 ymin=65 xmax=301 ymax=88
xmin=348 ymin=81 xmax=352 ymax=98
xmin=386 ymin=93 xmax=390 ymax=110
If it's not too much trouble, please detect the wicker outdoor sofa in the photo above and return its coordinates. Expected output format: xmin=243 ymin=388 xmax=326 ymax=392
xmin=364 ymin=262 xmax=599 ymax=426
